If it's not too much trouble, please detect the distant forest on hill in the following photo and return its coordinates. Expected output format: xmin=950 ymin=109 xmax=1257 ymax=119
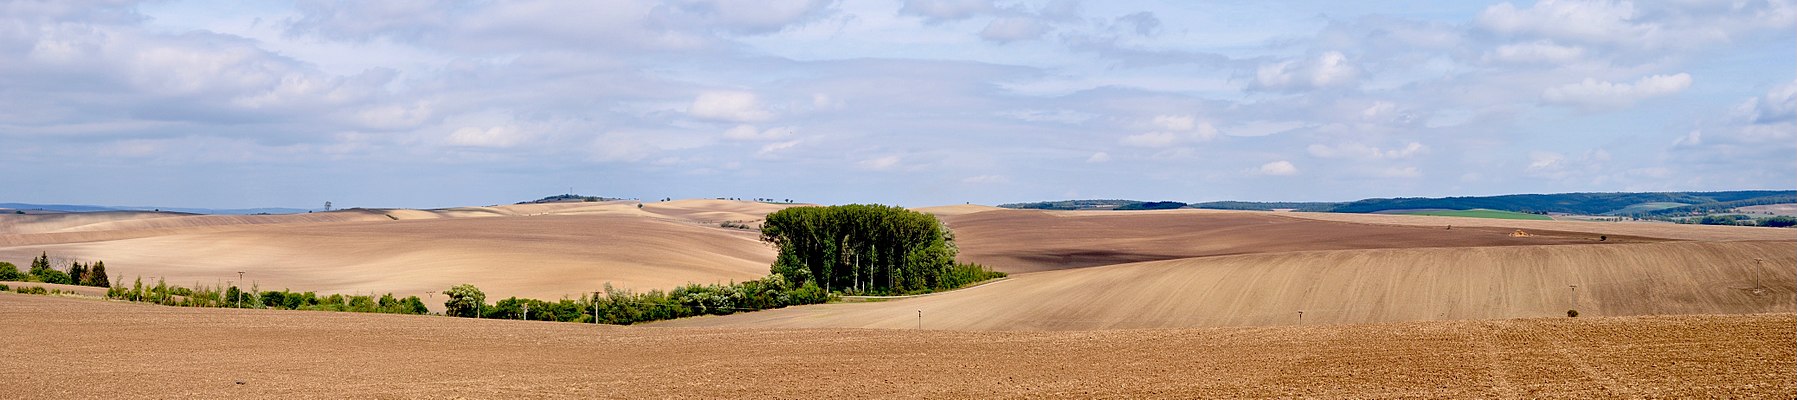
xmin=1000 ymin=190 xmax=1797 ymax=218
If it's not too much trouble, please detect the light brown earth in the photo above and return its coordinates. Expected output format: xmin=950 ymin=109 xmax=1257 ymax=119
xmin=1738 ymin=203 xmax=1797 ymax=216
xmin=3 ymin=202 xmax=1791 ymax=327
xmin=656 ymin=241 xmax=1795 ymax=329
xmin=935 ymin=209 xmax=1668 ymax=273
xmin=0 ymin=200 xmax=796 ymax=300
xmin=2 ymin=294 xmax=1791 ymax=398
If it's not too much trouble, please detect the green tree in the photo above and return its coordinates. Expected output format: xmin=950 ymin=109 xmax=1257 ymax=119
xmin=444 ymin=284 xmax=486 ymax=317
xmin=85 ymin=261 xmax=110 ymax=287
xmin=761 ymin=204 xmax=992 ymax=295
xmin=67 ymin=262 xmax=87 ymax=287
xmin=0 ymin=262 xmax=22 ymax=281
xmin=28 ymin=252 xmax=52 ymax=280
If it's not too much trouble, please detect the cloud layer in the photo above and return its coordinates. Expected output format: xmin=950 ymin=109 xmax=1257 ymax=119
xmin=0 ymin=0 xmax=1791 ymax=208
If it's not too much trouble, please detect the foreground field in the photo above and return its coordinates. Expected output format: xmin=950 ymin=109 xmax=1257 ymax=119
xmin=1 ymin=294 xmax=1789 ymax=398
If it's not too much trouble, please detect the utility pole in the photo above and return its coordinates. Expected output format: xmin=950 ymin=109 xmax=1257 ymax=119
xmin=1297 ymin=310 xmax=1304 ymax=325
xmin=523 ymin=303 xmax=530 ymax=321
xmin=594 ymin=291 xmax=602 ymax=325
xmin=917 ymin=310 xmax=922 ymax=330
xmin=236 ymin=271 xmax=245 ymax=308
xmin=1568 ymin=284 xmax=1578 ymax=309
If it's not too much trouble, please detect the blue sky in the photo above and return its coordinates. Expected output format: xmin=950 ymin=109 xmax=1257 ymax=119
xmin=2 ymin=0 xmax=1791 ymax=209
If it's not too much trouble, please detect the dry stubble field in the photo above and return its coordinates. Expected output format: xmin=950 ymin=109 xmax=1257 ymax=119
xmin=1 ymin=294 xmax=1791 ymax=398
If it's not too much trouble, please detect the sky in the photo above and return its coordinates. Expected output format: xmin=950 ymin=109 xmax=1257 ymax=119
xmin=1 ymin=0 xmax=1792 ymax=209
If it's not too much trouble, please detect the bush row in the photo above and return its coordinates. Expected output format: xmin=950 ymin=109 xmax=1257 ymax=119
xmin=444 ymin=274 xmax=835 ymax=324
xmin=0 ymin=252 xmax=110 ymax=287
xmin=101 ymin=276 xmax=429 ymax=315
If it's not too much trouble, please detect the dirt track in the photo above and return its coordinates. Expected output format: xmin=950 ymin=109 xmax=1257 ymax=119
xmin=2 ymin=294 xmax=1791 ymax=398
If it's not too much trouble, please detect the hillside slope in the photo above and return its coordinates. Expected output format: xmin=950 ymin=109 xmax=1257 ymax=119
xmin=0 ymin=201 xmax=777 ymax=300
xmin=656 ymin=241 xmax=1794 ymax=330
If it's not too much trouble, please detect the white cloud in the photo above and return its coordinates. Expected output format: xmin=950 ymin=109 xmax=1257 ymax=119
xmin=980 ymin=16 xmax=1050 ymax=43
xmin=1542 ymin=73 xmax=1692 ymax=110
xmin=961 ymin=174 xmax=1007 ymax=184
xmin=1121 ymin=131 xmax=1178 ymax=147
xmin=1151 ymin=114 xmax=1195 ymax=131
xmin=1121 ymin=115 xmax=1217 ymax=147
xmin=1377 ymin=166 xmax=1422 ymax=178
xmin=1258 ymin=160 xmax=1298 ymax=176
xmin=1734 ymin=81 xmax=1797 ymax=124
xmin=1086 ymin=152 xmax=1111 ymax=163
xmin=858 ymin=155 xmax=901 ymax=170
xmin=1484 ymin=40 xmax=1584 ymax=64
xmin=757 ymin=140 xmax=800 ymax=156
xmin=899 ymin=0 xmax=995 ymax=22
xmin=723 ymin=124 xmax=795 ymax=141
xmin=997 ymin=109 xmax=1095 ymax=124
xmin=446 ymin=126 xmax=526 ymax=148
xmin=1477 ymin=0 xmax=1648 ymax=45
xmin=1527 ymin=151 xmax=1564 ymax=171
xmin=1307 ymin=142 xmax=1426 ymax=159
xmin=1223 ymin=121 xmax=1303 ymax=137
xmin=1250 ymin=51 xmax=1358 ymax=91
xmin=689 ymin=91 xmax=773 ymax=122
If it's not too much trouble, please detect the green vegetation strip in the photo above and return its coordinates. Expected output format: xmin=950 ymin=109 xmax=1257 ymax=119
xmin=1397 ymin=209 xmax=1553 ymax=220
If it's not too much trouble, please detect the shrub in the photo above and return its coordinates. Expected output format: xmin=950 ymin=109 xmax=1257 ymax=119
xmin=16 ymin=286 xmax=47 ymax=295
xmin=0 ymin=283 xmax=8 ymax=291
xmin=444 ymin=284 xmax=486 ymax=317
xmin=34 ymin=269 xmax=71 ymax=285
xmin=1567 ymin=309 xmax=1579 ymax=318
xmin=0 ymin=262 xmax=22 ymax=281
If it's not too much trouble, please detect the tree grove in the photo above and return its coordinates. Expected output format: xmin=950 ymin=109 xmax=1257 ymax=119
xmin=760 ymin=204 xmax=996 ymax=295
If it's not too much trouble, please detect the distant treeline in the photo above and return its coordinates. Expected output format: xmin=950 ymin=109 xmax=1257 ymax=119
xmin=1190 ymin=201 xmax=1343 ymax=212
xmin=1329 ymin=191 xmax=1792 ymax=215
xmin=998 ymin=190 xmax=1795 ymax=218
xmin=1640 ymin=194 xmax=1797 ymax=217
xmin=521 ymin=194 xmax=627 ymax=204
xmin=997 ymin=199 xmax=1142 ymax=210
xmin=1688 ymin=214 xmax=1797 ymax=227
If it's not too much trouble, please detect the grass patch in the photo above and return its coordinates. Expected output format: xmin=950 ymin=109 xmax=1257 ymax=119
xmin=1396 ymin=209 xmax=1553 ymax=220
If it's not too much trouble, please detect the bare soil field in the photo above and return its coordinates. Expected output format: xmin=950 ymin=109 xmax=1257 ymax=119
xmin=1264 ymin=209 xmax=1794 ymax=241
xmin=1738 ymin=203 xmax=1797 ymax=216
xmin=940 ymin=209 xmax=1662 ymax=273
xmin=1 ymin=294 xmax=1789 ymax=398
xmin=0 ymin=201 xmax=779 ymax=300
xmin=1 ymin=202 xmax=1787 ymax=310
xmin=658 ymin=241 xmax=1795 ymax=330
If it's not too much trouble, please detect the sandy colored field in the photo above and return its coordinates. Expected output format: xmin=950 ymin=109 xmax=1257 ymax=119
xmin=937 ymin=209 xmax=1668 ymax=273
xmin=1 ymin=201 xmax=1788 ymax=322
xmin=0 ymin=200 xmax=787 ymax=300
xmin=2 ymin=294 xmax=1791 ymax=398
xmin=1265 ymin=209 xmax=1794 ymax=241
xmin=658 ymin=241 xmax=1795 ymax=330
xmin=1738 ymin=203 xmax=1797 ymax=216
